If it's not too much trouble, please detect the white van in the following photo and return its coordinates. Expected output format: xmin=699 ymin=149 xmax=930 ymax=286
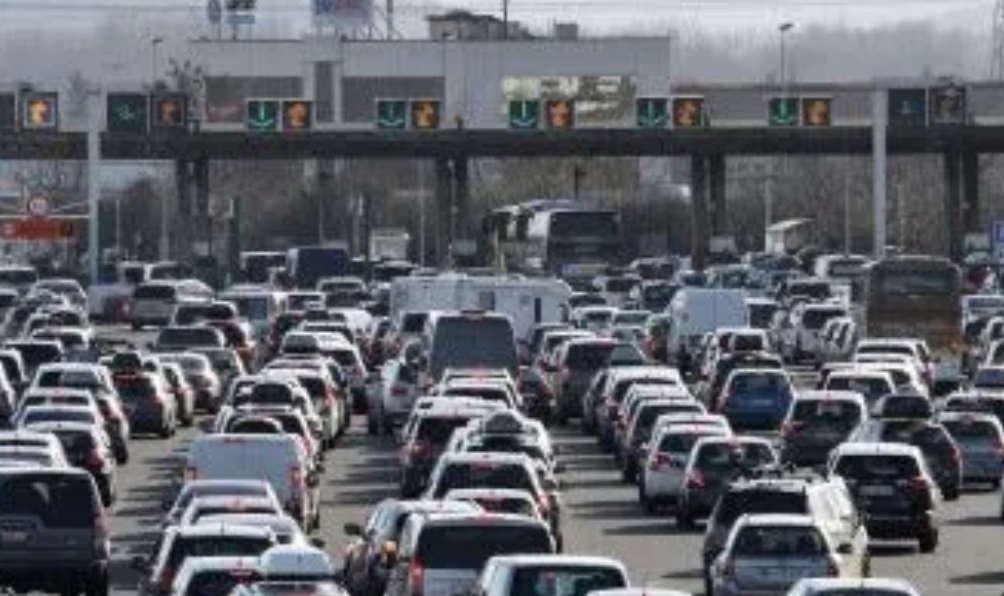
xmin=666 ymin=289 xmax=748 ymax=376
xmin=185 ymin=434 xmax=320 ymax=531
xmin=219 ymin=287 xmax=286 ymax=339
xmin=130 ymin=280 xmax=213 ymax=329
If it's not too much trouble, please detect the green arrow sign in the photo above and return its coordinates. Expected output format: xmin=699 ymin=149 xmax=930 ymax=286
xmin=769 ymin=96 xmax=799 ymax=126
xmin=636 ymin=97 xmax=668 ymax=129
xmin=508 ymin=100 xmax=540 ymax=130
xmin=246 ymin=99 xmax=280 ymax=132
xmin=376 ymin=99 xmax=407 ymax=130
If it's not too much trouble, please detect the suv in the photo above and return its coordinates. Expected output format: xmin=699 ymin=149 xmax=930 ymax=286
xmin=0 ymin=468 xmax=111 ymax=596
xmin=398 ymin=407 xmax=492 ymax=497
xmin=780 ymin=391 xmax=867 ymax=467
xmin=548 ymin=338 xmax=619 ymax=424
xmin=383 ymin=512 xmax=554 ymax=596
xmin=827 ymin=443 xmax=941 ymax=552
xmin=850 ymin=419 xmax=962 ymax=500
xmin=701 ymin=476 xmax=868 ymax=596
xmin=675 ymin=436 xmax=778 ymax=529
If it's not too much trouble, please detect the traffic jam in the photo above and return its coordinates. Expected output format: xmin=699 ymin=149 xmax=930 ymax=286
xmin=0 ymin=245 xmax=996 ymax=596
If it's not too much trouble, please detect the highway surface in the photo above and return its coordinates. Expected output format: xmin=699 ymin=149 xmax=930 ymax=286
xmin=99 ymin=329 xmax=1004 ymax=596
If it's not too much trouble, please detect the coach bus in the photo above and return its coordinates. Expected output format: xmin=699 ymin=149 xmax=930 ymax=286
xmin=483 ymin=200 xmax=621 ymax=287
xmin=862 ymin=255 xmax=963 ymax=391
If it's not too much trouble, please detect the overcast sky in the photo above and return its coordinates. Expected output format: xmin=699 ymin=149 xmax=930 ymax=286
xmin=0 ymin=0 xmax=991 ymax=37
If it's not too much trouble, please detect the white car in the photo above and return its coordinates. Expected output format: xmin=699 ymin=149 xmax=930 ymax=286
xmin=786 ymin=578 xmax=920 ymax=596
xmin=710 ymin=514 xmax=865 ymax=596
xmin=639 ymin=423 xmax=731 ymax=514
xmin=475 ymin=555 xmax=629 ymax=596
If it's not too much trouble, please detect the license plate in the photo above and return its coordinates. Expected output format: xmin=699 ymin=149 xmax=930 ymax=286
xmin=1 ymin=530 xmax=28 ymax=543
xmin=860 ymin=485 xmax=893 ymax=497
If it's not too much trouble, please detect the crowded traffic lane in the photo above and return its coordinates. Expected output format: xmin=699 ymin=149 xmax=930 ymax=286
xmin=105 ymin=420 xmax=1004 ymax=596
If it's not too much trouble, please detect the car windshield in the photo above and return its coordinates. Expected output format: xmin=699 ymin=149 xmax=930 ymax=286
xmin=0 ymin=474 xmax=97 ymax=527
xmin=834 ymin=455 xmax=919 ymax=481
xmin=433 ymin=463 xmax=534 ymax=497
xmin=715 ymin=491 xmax=808 ymax=526
xmin=731 ymin=526 xmax=828 ymax=557
xmin=509 ymin=566 xmax=625 ymax=596
xmin=416 ymin=524 xmax=551 ymax=568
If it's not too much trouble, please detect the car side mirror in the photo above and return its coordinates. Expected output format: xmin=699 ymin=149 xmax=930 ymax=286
xmin=311 ymin=537 xmax=327 ymax=549
xmin=837 ymin=543 xmax=854 ymax=555
xmin=343 ymin=522 xmax=363 ymax=537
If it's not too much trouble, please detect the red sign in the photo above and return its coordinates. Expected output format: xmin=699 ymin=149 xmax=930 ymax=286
xmin=0 ymin=219 xmax=78 ymax=240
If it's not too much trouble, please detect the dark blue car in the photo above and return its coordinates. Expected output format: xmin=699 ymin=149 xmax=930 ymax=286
xmin=716 ymin=368 xmax=794 ymax=431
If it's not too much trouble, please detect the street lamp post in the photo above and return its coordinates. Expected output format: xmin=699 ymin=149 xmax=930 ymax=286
xmin=779 ymin=23 xmax=794 ymax=99
xmin=150 ymin=36 xmax=169 ymax=260
xmin=767 ymin=21 xmax=795 ymax=245
xmin=150 ymin=37 xmax=163 ymax=85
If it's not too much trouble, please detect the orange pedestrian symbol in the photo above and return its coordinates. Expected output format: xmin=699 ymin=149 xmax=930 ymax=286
xmin=286 ymin=102 xmax=309 ymax=128
xmin=411 ymin=101 xmax=440 ymax=129
xmin=546 ymin=100 xmax=574 ymax=128
xmin=29 ymin=100 xmax=50 ymax=126
xmin=160 ymin=100 xmax=181 ymax=125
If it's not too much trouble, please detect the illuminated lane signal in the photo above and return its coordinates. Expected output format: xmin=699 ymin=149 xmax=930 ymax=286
xmin=768 ymin=96 xmax=800 ymax=126
xmin=544 ymin=99 xmax=575 ymax=129
xmin=636 ymin=97 xmax=669 ymax=129
xmin=21 ymin=92 xmax=59 ymax=131
xmin=672 ymin=96 xmax=708 ymax=128
xmin=800 ymin=96 xmax=832 ymax=127
xmin=409 ymin=99 xmax=441 ymax=130
xmin=0 ymin=94 xmax=16 ymax=132
xmin=281 ymin=100 xmax=313 ymax=130
xmin=508 ymin=100 xmax=540 ymax=130
xmin=929 ymin=84 xmax=966 ymax=126
xmin=246 ymin=99 xmax=280 ymax=132
xmin=375 ymin=99 xmax=407 ymax=130
xmin=888 ymin=88 xmax=928 ymax=128
xmin=107 ymin=93 xmax=149 ymax=134
xmin=151 ymin=93 xmax=188 ymax=130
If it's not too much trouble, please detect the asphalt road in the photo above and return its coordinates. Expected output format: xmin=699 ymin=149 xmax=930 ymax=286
xmin=97 ymin=328 xmax=1004 ymax=596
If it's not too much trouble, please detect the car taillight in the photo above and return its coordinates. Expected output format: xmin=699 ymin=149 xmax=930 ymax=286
xmin=410 ymin=441 xmax=432 ymax=459
xmin=781 ymin=421 xmax=804 ymax=439
xmin=537 ymin=495 xmax=551 ymax=516
xmin=826 ymin=558 xmax=840 ymax=577
xmin=951 ymin=445 xmax=962 ymax=466
xmin=686 ymin=471 xmax=705 ymax=489
xmin=409 ymin=559 xmax=424 ymax=596
xmin=159 ymin=568 xmax=175 ymax=593
xmin=289 ymin=466 xmax=305 ymax=490
xmin=649 ymin=453 xmax=671 ymax=471
xmin=907 ymin=476 xmax=929 ymax=493
xmin=720 ymin=558 xmax=735 ymax=581
xmin=87 ymin=449 xmax=104 ymax=470
xmin=185 ymin=466 xmax=197 ymax=482
xmin=716 ymin=392 xmax=729 ymax=412
xmin=148 ymin=393 xmax=164 ymax=406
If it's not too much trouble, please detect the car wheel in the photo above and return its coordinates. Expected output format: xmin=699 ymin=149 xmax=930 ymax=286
xmin=704 ymin=572 xmax=714 ymax=596
xmin=100 ymin=480 xmax=114 ymax=508
xmin=676 ymin=507 xmax=695 ymax=530
xmin=367 ymin=416 xmax=379 ymax=436
xmin=943 ymin=486 xmax=960 ymax=501
xmin=621 ymin=462 xmax=636 ymax=484
xmin=639 ymin=487 xmax=657 ymax=515
xmin=918 ymin=529 xmax=939 ymax=553
xmin=861 ymin=553 xmax=871 ymax=577
xmin=159 ymin=420 xmax=172 ymax=439
xmin=85 ymin=569 xmax=110 ymax=596
xmin=991 ymin=478 xmax=1001 ymax=491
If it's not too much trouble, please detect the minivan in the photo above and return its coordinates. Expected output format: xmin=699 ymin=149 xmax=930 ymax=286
xmin=130 ymin=280 xmax=213 ymax=330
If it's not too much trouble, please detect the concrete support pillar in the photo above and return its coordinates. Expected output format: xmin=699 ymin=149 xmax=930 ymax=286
xmin=962 ymin=151 xmax=981 ymax=235
xmin=434 ymin=157 xmax=452 ymax=267
xmin=173 ymin=160 xmax=194 ymax=261
xmin=690 ymin=155 xmax=709 ymax=271
xmin=709 ymin=154 xmax=727 ymax=236
xmin=944 ymin=152 xmax=963 ymax=262
xmin=453 ymin=157 xmax=470 ymax=245
xmin=193 ymin=158 xmax=211 ymax=258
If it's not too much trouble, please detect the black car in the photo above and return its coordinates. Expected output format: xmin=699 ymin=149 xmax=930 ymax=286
xmin=780 ymin=392 xmax=866 ymax=467
xmin=853 ymin=419 xmax=962 ymax=500
xmin=829 ymin=444 xmax=940 ymax=552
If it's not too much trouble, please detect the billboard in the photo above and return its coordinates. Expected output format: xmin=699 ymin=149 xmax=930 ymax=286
xmin=501 ymin=75 xmax=635 ymax=127
xmin=313 ymin=0 xmax=374 ymax=28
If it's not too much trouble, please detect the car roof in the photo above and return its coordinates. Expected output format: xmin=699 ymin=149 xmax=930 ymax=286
xmin=794 ymin=390 xmax=866 ymax=404
xmin=487 ymin=554 xmax=626 ymax=569
xmin=444 ymin=488 xmax=535 ymax=500
xmin=175 ymin=556 xmax=262 ymax=574
xmin=439 ymin=452 xmax=533 ymax=465
xmin=417 ymin=511 xmax=550 ymax=528
xmin=736 ymin=513 xmax=817 ymax=527
xmin=172 ymin=523 xmax=277 ymax=538
xmin=259 ymin=544 xmax=335 ymax=575
xmin=792 ymin=578 xmax=918 ymax=593
xmin=832 ymin=442 xmax=923 ymax=458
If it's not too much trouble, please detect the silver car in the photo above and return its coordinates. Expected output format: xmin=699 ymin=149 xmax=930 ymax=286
xmin=937 ymin=411 xmax=1004 ymax=487
xmin=710 ymin=514 xmax=864 ymax=596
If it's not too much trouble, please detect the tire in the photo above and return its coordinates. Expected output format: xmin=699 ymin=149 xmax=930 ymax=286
xmin=676 ymin=506 xmax=695 ymax=530
xmin=159 ymin=420 xmax=172 ymax=439
xmin=943 ymin=487 xmax=960 ymax=501
xmin=991 ymin=478 xmax=1001 ymax=491
xmin=85 ymin=569 xmax=109 ymax=596
xmin=621 ymin=462 xmax=636 ymax=484
xmin=114 ymin=445 xmax=129 ymax=466
xmin=367 ymin=416 xmax=379 ymax=436
xmin=861 ymin=553 xmax=871 ymax=578
xmin=704 ymin=572 xmax=714 ymax=596
xmin=639 ymin=485 xmax=657 ymax=515
xmin=99 ymin=480 xmax=114 ymax=508
xmin=918 ymin=529 xmax=939 ymax=553
xmin=131 ymin=322 xmax=142 ymax=331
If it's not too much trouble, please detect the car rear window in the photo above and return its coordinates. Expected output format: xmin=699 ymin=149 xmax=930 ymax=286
xmin=731 ymin=373 xmax=789 ymax=394
xmin=183 ymin=570 xmax=262 ymax=596
xmin=565 ymin=344 xmax=615 ymax=369
xmin=433 ymin=463 xmax=535 ymax=498
xmin=416 ymin=524 xmax=551 ymax=568
xmin=732 ymin=526 xmax=827 ymax=556
xmin=942 ymin=419 xmax=999 ymax=441
xmin=0 ymin=473 xmax=97 ymax=527
xmin=170 ymin=536 xmax=275 ymax=568
xmin=791 ymin=400 xmax=861 ymax=425
xmin=658 ymin=431 xmax=719 ymax=454
xmin=134 ymin=285 xmax=176 ymax=300
xmin=834 ymin=455 xmax=919 ymax=480
xmin=696 ymin=443 xmax=775 ymax=471
xmin=613 ymin=378 xmax=675 ymax=403
xmin=115 ymin=376 xmax=156 ymax=400
xmin=803 ymin=309 xmax=845 ymax=330
xmin=467 ymin=497 xmax=536 ymax=517
xmin=159 ymin=328 xmax=223 ymax=348
xmin=10 ymin=343 xmax=62 ymax=368
xmin=23 ymin=409 xmax=95 ymax=426
xmin=415 ymin=417 xmax=471 ymax=444
xmin=510 ymin=566 xmax=625 ymax=596
xmin=715 ymin=490 xmax=807 ymax=526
